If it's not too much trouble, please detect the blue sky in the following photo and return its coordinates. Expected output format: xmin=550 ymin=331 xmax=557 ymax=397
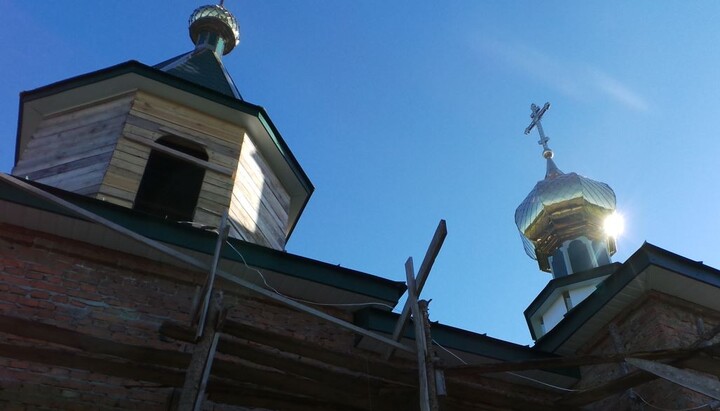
xmin=3 ymin=1 xmax=720 ymax=345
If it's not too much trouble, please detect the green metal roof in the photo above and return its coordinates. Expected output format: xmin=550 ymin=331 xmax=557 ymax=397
xmin=354 ymin=307 xmax=579 ymax=378
xmin=0 ymin=177 xmax=405 ymax=304
xmin=155 ymin=48 xmax=241 ymax=99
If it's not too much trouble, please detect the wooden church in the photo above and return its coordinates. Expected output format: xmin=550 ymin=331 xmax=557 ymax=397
xmin=2 ymin=4 xmax=720 ymax=411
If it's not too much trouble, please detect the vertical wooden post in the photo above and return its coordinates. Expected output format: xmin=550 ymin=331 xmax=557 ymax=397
xmin=406 ymin=258 xmax=431 ymax=411
xmin=194 ymin=212 xmax=229 ymax=339
xmin=178 ymin=291 xmax=223 ymax=411
xmin=419 ymin=299 xmax=440 ymax=411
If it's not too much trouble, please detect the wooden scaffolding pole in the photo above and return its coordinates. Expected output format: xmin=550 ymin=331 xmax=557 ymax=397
xmin=178 ymin=291 xmax=224 ymax=411
xmin=626 ymin=358 xmax=720 ymax=400
xmin=385 ymin=220 xmax=446 ymax=360
xmin=418 ymin=299 xmax=441 ymax=411
xmin=406 ymin=258 xmax=431 ymax=411
xmin=193 ymin=212 xmax=229 ymax=338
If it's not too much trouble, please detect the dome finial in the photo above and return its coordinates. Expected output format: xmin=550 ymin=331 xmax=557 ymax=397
xmin=524 ymin=102 xmax=562 ymax=178
xmin=524 ymin=102 xmax=553 ymax=159
xmin=189 ymin=3 xmax=240 ymax=57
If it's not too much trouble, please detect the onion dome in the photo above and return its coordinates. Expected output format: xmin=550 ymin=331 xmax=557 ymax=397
xmin=516 ymin=103 xmax=617 ymax=274
xmin=189 ymin=4 xmax=240 ymax=56
xmin=515 ymin=152 xmax=617 ymax=273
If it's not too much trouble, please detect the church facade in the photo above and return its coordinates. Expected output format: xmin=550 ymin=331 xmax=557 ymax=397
xmin=1 ymin=4 xmax=719 ymax=411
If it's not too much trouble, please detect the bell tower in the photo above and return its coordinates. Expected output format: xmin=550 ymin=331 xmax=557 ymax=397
xmin=12 ymin=4 xmax=313 ymax=251
xmin=515 ymin=103 xmax=619 ymax=339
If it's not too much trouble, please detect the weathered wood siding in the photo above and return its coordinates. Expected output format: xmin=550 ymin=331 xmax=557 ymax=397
xmin=229 ymin=134 xmax=290 ymax=250
xmin=99 ymin=91 xmax=244 ymax=224
xmin=14 ymin=89 xmax=289 ymax=249
xmin=12 ymin=94 xmax=133 ymax=195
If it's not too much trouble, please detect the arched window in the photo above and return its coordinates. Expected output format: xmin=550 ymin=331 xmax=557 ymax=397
xmin=134 ymin=136 xmax=208 ymax=221
xmin=551 ymin=249 xmax=568 ymax=278
xmin=568 ymin=239 xmax=593 ymax=273
xmin=593 ymin=240 xmax=611 ymax=266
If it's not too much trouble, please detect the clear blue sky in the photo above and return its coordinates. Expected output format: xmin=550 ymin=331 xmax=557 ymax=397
xmin=3 ymin=1 xmax=720 ymax=345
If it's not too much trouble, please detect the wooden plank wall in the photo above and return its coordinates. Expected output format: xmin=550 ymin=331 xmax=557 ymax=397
xmin=229 ymin=134 xmax=290 ymax=250
xmin=100 ymin=91 xmax=244 ymax=224
xmin=12 ymin=94 xmax=133 ymax=196
xmin=13 ymin=89 xmax=289 ymax=250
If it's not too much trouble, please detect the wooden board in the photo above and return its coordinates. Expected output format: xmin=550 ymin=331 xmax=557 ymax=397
xmin=132 ymin=91 xmax=245 ymax=145
xmin=12 ymin=94 xmax=134 ymax=197
xmin=229 ymin=135 xmax=290 ymax=249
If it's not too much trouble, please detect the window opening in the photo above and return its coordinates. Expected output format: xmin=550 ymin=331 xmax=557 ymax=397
xmin=134 ymin=136 xmax=208 ymax=222
xmin=551 ymin=249 xmax=568 ymax=278
xmin=568 ymin=239 xmax=593 ymax=273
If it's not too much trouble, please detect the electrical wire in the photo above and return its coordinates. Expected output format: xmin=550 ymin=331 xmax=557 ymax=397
xmin=432 ymin=338 xmax=468 ymax=365
xmin=505 ymin=371 xmax=578 ymax=392
xmin=223 ymin=239 xmax=396 ymax=310
xmin=432 ymin=338 xmax=581 ymax=392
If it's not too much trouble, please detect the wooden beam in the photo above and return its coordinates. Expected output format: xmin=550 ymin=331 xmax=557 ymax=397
xmin=0 ymin=323 xmax=392 ymax=409
xmin=446 ymin=345 xmax=710 ymax=375
xmin=0 ymin=173 xmax=413 ymax=353
xmin=419 ymin=299 xmax=440 ymax=410
xmin=0 ymin=343 xmax=185 ymax=386
xmin=209 ymin=368 xmax=378 ymax=410
xmin=385 ymin=220 xmax=447 ymax=360
xmin=0 ymin=314 xmax=189 ymax=368
xmin=0 ymin=315 xmax=403 ymax=409
xmin=161 ymin=320 xmax=417 ymax=386
xmin=407 ymin=258 xmax=431 ymax=411
xmin=626 ymin=357 xmax=720 ymax=400
xmin=443 ymin=378 xmax=560 ymax=411
xmin=123 ymin=134 xmax=234 ymax=176
xmin=179 ymin=292 xmax=223 ymax=411
xmin=558 ymin=324 xmax=720 ymax=406
xmin=216 ymin=336 xmax=411 ymax=389
xmin=208 ymin=387 xmax=371 ymax=411
xmin=194 ymin=212 xmax=229 ymax=339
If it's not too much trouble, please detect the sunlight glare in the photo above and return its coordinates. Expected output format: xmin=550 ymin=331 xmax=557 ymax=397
xmin=604 ymin=212 xmax=625 ymax=238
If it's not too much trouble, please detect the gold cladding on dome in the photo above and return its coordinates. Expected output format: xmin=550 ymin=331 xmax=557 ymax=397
xmin=515 ymin=164 xmax=616 ymax=272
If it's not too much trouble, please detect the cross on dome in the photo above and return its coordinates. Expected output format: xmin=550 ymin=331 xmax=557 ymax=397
xmin=524 ymin=102 xmax=553 ymax=159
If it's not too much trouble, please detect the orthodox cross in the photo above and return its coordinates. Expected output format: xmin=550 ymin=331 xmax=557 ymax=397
xmin=524 ymin=102 xmax=551 ymax=152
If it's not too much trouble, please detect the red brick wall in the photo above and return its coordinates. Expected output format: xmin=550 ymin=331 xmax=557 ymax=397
xmin=0 ymin=223 xmax=359 ymax=410
xmin=577 ymin=292 xmax=720 ymax=410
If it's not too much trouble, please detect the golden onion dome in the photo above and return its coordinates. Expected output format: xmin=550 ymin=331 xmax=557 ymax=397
xmin=515 ymin=156 xmax=616 ymax=272
xmin=189 ymin=4 xmax=240 ymax=55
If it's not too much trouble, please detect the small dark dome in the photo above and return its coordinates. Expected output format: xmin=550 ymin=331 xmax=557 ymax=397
xmin=189 ymin=5 xmax=240 ymax=55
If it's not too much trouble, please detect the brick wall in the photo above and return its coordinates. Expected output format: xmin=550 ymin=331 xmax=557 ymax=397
xmin=0 ymin=223 xmax=362 ymax=410
xmin=576 ymin=292 xmax=720 ymax=410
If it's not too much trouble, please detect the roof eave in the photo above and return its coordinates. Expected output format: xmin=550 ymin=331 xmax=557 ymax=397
xmin=534 ymin=242 xmax=720 ymax=353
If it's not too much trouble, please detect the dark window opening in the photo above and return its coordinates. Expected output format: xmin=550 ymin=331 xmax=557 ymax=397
xmin=134 ymin=136 xmax=207 ymax=222
xmin=568 ymin=240 xmax=593 ymax=274
xmin=551 ymin=249 xmax=568 ymax=278
xmin=593 ymin=240 xmax=611 ymax=266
